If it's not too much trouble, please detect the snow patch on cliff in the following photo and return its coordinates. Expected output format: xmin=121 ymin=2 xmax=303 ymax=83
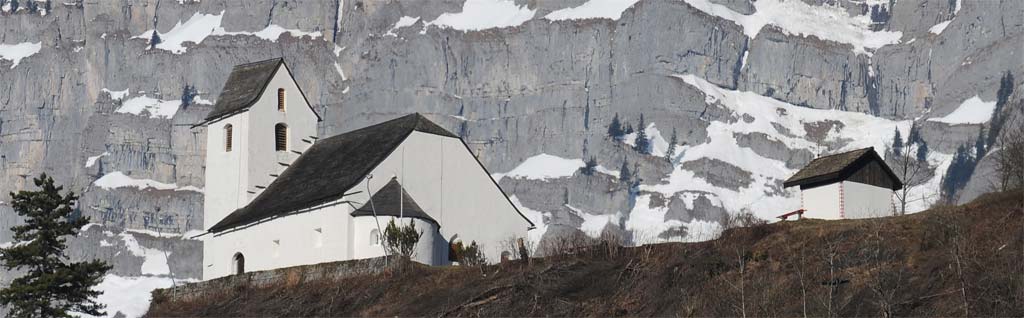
xmin=93 ymin=171 xmax=202 ymax=193
xmin=545 ymin=0 xmax=640 ymax=21
xmin=929 ymin=20 xmax=952 ymax=34
xmin=85 ymin=152 xmax=110 ymax=168
xmin=682 ymin=0 xmax=902 ymax=55
xmin=0 ymin=41 xmax=42 ymax=68
xmin=102 ymin=88 xmax=130 ymax=100
xmin=424 ymin=0 xmax=536 ymax=31
xmin=499 ymin=154 xmax=584 ymax=181
xmin=119 ymin=232 xmax=171 ymax=275
xmin=116 ymin=96 xmax=181 ymax=119
xmin=136 ymin=11 xmax=322 ymax=54
xmin=385 ymin=16 xmax=420 ymax=36
xmin=927 ymin=95 xmax=996 ymax=125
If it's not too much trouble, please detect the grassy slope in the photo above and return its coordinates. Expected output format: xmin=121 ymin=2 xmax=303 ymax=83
xmin=147 ymin=191 xmax=1023 ymax=317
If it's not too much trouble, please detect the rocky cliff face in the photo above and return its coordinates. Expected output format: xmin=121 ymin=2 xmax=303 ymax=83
xmin=0 ymin=0 xmax=1020 ymax=316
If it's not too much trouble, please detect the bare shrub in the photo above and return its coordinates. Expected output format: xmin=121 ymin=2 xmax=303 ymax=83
xmin=722 ymin=209 xmax=767 ymax=230
xmin=992 ymin=115 xmax=1024 ymax=191
xmin=383 ymin=219 xmax=421 ymax=257
xmin=450 ymin=240 xmax=487 ymax=266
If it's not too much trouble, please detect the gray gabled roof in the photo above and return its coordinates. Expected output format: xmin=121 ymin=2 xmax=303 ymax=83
xmin=200 ymin=58 xmax=321 ymax=125
xmin=783 ymin=147 xmax=902 ymax=189
xmin=352 ymin=178 xmax=438 ymax=225
xmin=208 ymin=114 xmax=461 ymax=233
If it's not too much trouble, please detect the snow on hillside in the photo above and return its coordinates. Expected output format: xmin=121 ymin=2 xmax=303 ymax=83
xmin=682 ymin=0 xmax=902 ymax=55
xmin=927 ymin=95 xmax=996 ymax=125
xmin=134 ymin=11 xmax=322 ymax=54
xmin=0 ymin=41 xmax=42 ymax=68
xmin=101 ymin=88 xmax=130 ymax=100
xmin=545 ymin=0 xmax=641 ymax=21
xmin=635 ymin=74 xmax=915 ymax=222
xmin=116 ymin=96 xmax=182 ymax=119
xmin=423 ymin=0 xmax=536 ymax=31
xmin=78 ymin=275 xmax=184 ymax=318
xmin=621 ymin=123 xmax=671 ymax=157
xmin=510 ymin=195 xmax=548 ymax=252
xmin=93 ymin=171 xmax=202 ymax=193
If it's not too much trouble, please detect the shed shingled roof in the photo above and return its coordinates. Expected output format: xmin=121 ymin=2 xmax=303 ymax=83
xmin=201 ymin=58 xmax=321 ymax=123
xmin=351 ymin=178 xmax=437 ymax=224
xmin=782 ymin=147 xmax=902 ymax=190
xmin=208 ymin=113 xmax=461 ymax=232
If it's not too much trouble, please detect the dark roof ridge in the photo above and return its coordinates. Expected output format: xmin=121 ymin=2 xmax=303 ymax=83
xmin=351 ymin=177 xmax=438 ymax=225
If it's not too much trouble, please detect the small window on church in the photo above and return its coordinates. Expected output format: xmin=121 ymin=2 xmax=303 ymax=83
xmin=232 ymin=252 xmax=245 ymax=275
xmin=277 ymin=88 xmax=285 ymax=111
xmin=275 ymin=123 xmax=288 ymax=151
xmin=370 ymin=229 xmax=380 ymax=246
xmin=272 ymin=239 xmax=280 ymax=258
xmin=313 ymin=228 xmax=323 ymax=248
xmin=224 ymin=124 xmax=233 ymax=152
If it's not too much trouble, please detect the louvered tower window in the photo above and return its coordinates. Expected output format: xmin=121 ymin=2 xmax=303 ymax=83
xmin=224 ymin=124 xmax=233 ymax=152
xmin=277 ymin=88 xmax=285 ymax=111
xmin=275 ymin=123 xmax=288 ymax=151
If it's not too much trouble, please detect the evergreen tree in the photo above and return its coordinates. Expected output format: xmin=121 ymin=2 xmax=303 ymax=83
xmin=149 ymin=30 xmax=162 ymax=49
xmin=624 ymin=123 xmax=634 ymax=135
xmin=892 ymin=128 xmax=903 ymax=156
xmin=25 ymin=0 xmax=36 ymax=13
xmin=10 ymin=0 xmax=19 ymax=12
xmin=665 ymin=127 xmax=678 ymax=162
xmin=916 ymin=141 xmax=929 ymax=163
xmin=180 ymin=84 xmax=197 ymax=108
xmin=607 ymin=113 xmax=623 ymax=139
xmin=0 ymin=174 xmax=111 ymax=318
xmin=908 ymin=122 xmax=921 ymax=145
xmin=989 ymin=71 xmax=1015 ymax=145
xmin=941 ymin=144 xmax=979 ymax=200
xmin=633 ymin=114 xmax=650 ymax=154
xmin=581 ymin=156 xmax=597 ymax=176
xmin=975 ymin=126 xmax=987 ymax=159
xmin=631 ymin=163 xmax=641 ymax=188
xmin=44 ymin=0 xmax=51 ymax=12
xmin=619 ymin=157 xmax=631 ymax=185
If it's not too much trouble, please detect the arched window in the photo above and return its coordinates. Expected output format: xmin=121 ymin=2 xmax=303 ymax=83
xmin=224 ymin=124 xmax=233 ymax=152
xmin=232 ymin=252 xmax=245 ymax=275
xmin=275 ymin=123 xmax=288 ymax=151
xmin=277 ymin=88 xmax=285 ymax=111
xmin=369 ymin=229 xmax=380 ymax=246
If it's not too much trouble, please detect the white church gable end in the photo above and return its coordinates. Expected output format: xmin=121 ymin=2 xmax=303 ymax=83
xmin=198 ymin=59 xmax=531 ymax=281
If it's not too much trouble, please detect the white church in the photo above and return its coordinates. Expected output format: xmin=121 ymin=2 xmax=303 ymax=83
xmin=195 ymin=58 xmax=534 ymax=280
xmin=781 ymin=147 xmax=903 ymax=220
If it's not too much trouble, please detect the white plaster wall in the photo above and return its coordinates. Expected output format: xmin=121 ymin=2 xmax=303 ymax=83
xmin=351 ymin=216 xmax=448 ymax=265
xmin=801 ymin=183 xmax=842 ymax=220
xmin=842 ymin=181 xmax=895 ymax=219
xmin=202 ymin=112 xmax=250 ymax=231
xmin=244 ymin=64 xmax=319 ymax=199
xmin=344 ymin=131 xmax=531 ymax=263
xmin=202 ymin=202 xmax=352 ymax=280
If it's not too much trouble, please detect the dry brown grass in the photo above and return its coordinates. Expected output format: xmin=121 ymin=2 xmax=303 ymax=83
xmin=147 ymin=190 xmax=1024 ymax=317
